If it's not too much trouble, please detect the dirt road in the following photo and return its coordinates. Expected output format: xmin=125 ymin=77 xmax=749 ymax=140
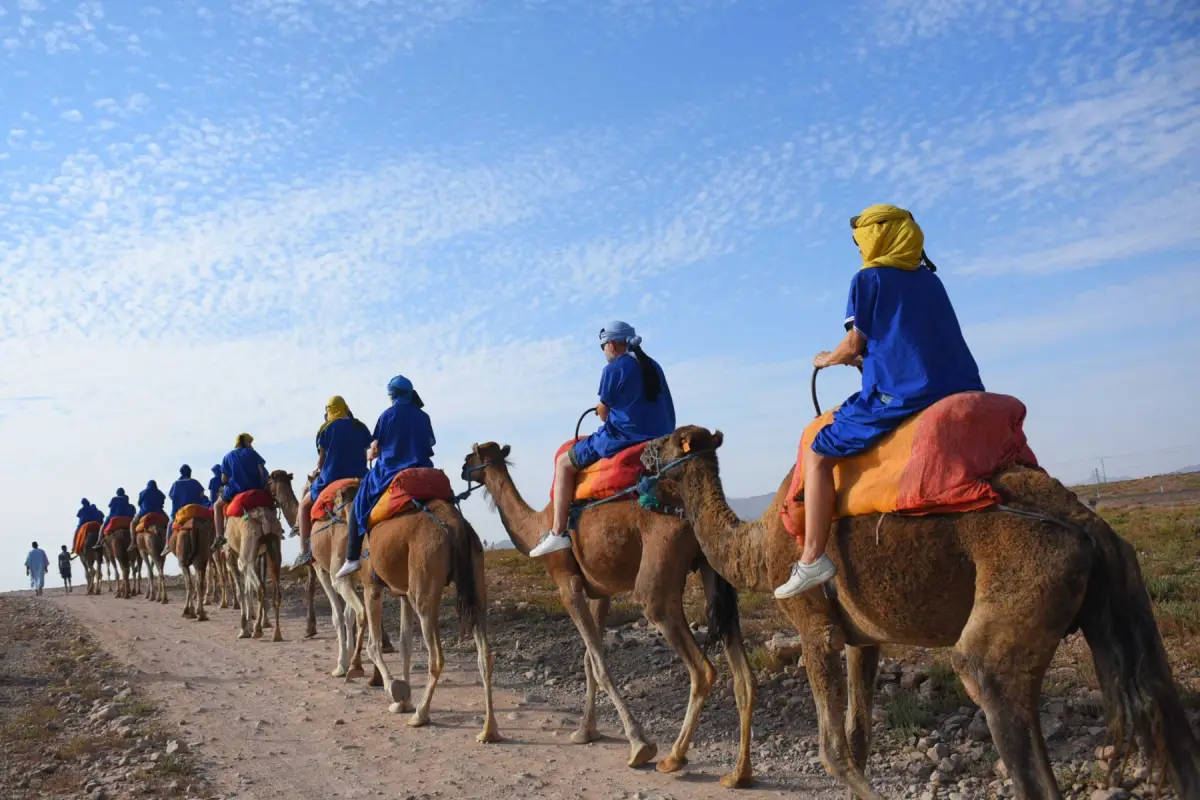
xmin=54 ymin=593 xmax=841 ymax=799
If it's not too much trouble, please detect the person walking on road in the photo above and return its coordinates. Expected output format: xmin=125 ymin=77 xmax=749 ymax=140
xmin=58 ymin=545 xmax=76 ymax=593
xmin=25 ymin=542 xmax=50 ymax=597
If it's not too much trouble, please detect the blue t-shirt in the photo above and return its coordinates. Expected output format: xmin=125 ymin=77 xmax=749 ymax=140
xmin=137 ymin=485 xmax=166 ymax=515
xmin=221 ymin=447 xmax=267 ymax=495
xmin=373 ymin=402 xmax=436 ymax=474
xmin=208 ymin=472 xmax=224 ymax=505
xmin=317 ymin=417 xmax=373 ymax=486
xmin=595 ymin=353 xmax=677 ymax=453
xmin=169 ymin=478 xmax=209 ymax=513
xmin=107 ymin=495 xmax=135 ymax=519
xmin=77 ymin=504 xmax=104 ymax=526
xmin=844 ymin=266 xmax=983 ymax=417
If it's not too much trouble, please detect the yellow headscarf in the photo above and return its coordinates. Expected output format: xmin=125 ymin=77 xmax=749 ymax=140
xmin=315 ymin=395 xmax=352 ymax=444
xmin=851 ymin=204 xmax=925 ymax=270
xmin=235 ymin=432 xmax=254 ymax=448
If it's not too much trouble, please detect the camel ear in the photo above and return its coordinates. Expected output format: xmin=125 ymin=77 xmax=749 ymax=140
xmin=287 ymin=472 xmax=294 ymax=481
xmin=711 ymin=430 xmax=724 ymax=450
xmin=500 ymin=444 xmax=511 ymax=459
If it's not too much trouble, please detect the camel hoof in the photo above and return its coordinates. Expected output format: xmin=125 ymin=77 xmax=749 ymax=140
xmin=252 ymin=630 xmax=263 ymax=640
xmin=657 ymin=755 xmax=688 ymax=774
xmin=368 ymin=667 xmax=383 ymax=688
xmin=233 ymin=602 xmax=241 ymax=610
xmin=407 ymin=712 xmax=429 ymax=728
xmin=238 ymin=630 xmax=251 ymax=640
xmin=389 ymin=680 xmax=412 ymax=704
xmin=345 ymin=665 xmax=366 ymax=681
xmin=628 ymin=741 xmax=657 ymax=768
xmin=304 ymin=630 xmax=317 ymax=640
xmin=570 ymin=728 xmax=601 ymax=745
xmin=476 ymin=726 xmax=502 ymax=744
xmin=388 ymin=702 xmax=404 ymax=715
xmin=381 ymin=642 xmax=396 ymax=654
xmin=719 ymin=772 xmax=756 ymax=789
xmin=272 ymin=628 xmax=283 ymax=643
xmin=220 ymin=601 xmax=229 ymax=609
xmin=182 ymin=609 xmax=194 ymax=619
xmin=196 ymin=612 xmax=209 ymax=622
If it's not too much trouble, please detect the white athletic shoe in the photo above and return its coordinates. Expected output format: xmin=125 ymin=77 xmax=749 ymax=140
xmin=773 ymin=555 xmax=838 ymax=599
xmin=335 ymin=560 xmax=361 ymax=578
xmin=529 ymin=531 xmax=573 ymax=558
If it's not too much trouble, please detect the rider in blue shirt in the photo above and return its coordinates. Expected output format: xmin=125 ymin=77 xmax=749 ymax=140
xmin=774 ymin=204 xmax=983 ymax=599
xmin=161 ymin=465 xmax=210 ymax=555
xmin=530 ymin=321 xmax=676 ymax=557
xmin=212 ymin=433 xmax=269 ymax=548
xmin=336 ymin=376 xmax=435 ymax=578
xmin=96 ymin=489 xmax=136 ymax=548
xmin=208 ymin=465 xmax=224 ymax=506
xmin=293 ymin=396 xmax=373 ymax=568
xmin=130 ymin=479 xmax=166 ymax=536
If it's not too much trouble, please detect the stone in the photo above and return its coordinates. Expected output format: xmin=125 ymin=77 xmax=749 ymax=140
xmin=907 ymin=761 xmax=935 ymax=781
xmin=1040 ymin=714 xmax=1065 ymax=741
xmin=114 ymin=688 xmax=132 ymax=701
xmin=966 ymin=712 xmax=991 ymax=742
xmin=765 ymin=632 xmax=803 ymax=660
xmin=165 ymin=739 xmax=187 ymax=755
xmin=1090 ymin=790 xmax=1130 ymax=800
xmin=927 ymin=744 xmax=950 ymax=762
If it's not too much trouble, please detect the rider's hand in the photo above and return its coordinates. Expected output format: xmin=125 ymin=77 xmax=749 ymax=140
xmin=813 ymin=351 xmax=834 ymax=368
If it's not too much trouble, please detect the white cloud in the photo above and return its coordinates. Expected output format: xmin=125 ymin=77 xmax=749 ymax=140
xmin=59 ymin=109 xmax=82 ymax=123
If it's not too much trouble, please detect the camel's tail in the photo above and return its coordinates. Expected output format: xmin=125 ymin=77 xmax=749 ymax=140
xmin=450 ymin=514 xmax=485 ymax=635
xmin=1079 ymin=522 xmax=1200 ymax=796
xmin=699 ymin=561 xmax=741 ymax=655
xmin=179 ymin=528 xmax=196 ymax=569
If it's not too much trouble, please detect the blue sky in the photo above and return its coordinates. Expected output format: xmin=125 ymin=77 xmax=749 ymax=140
xmin=2 ymin=0 xmax=1199 ymax=590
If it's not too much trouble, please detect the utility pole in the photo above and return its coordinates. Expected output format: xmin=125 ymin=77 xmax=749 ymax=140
xmin=1099 ymin=457 xmax=1108 ymax=484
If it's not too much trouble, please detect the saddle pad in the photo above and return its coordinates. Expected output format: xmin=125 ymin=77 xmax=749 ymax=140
xmin=174 ymin=504 xmax=213 ymax=526
xmin=367 ymin=468 xmax=454 ymax=530
xmin=74 ymin=521 xmax=100 ymax=554
xmin=135 ymin=511 xmax=170 ymax=532
xmin=781 ymin=392 xmax=1038 ymax=543
xmin=227 ymin=489 xmax=273 ymax=517
xmin=312 ymin=478 xmax=361 ymax=521
xmin=103 ymin=516 xmax=132 ymax=535
xmin=550 ymin=439 xmax=649 ymax=503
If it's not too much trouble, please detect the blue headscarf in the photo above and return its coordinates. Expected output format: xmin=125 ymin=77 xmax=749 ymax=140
xmin=116 ymin=488 xmax=126 ymax=497
xmin=387 ymin=375 xmax=425 ymax=408
xmin=599 ymin=320 xmax=643 ymax=347
xmin=211 ymin=464 xmax=221 ymax=476
xmin=180 ymin=465 xmax=192 ymax=478
xmin=147 ymin=480 xmax=158 ymax=491
xmin=80 ymin=497 xmax=88 ymax=506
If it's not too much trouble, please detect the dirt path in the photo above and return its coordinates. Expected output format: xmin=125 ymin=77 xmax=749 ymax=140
xmin=53 ymin=592 xmax=841 ymax=799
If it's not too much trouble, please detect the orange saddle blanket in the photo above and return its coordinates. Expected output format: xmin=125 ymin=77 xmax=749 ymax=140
xmin=227 ymin=489 xmax=273 ymax=517
xmin=103 ymin=516 xmax=132 ymax=535
xmin=135 ymin=511 xmax=170 ymax=532
xmin=367 ymin=468 xmax=454 ymax=529
xmin=74 ymin=521 xmax=100 ymax=554
xmin=781 ymin=392 xmax=1038 ymax=543
xmin=550 ymin=439 xmax=649 ymax=503
xmin=173 ymin=504 xmax=213 ymax=529
xmin=312 ymin=478 xmax=361 ymax=522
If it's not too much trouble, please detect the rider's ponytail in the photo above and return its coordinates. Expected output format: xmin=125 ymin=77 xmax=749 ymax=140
xmin=629 ymin=343 xmax=662 ymax=402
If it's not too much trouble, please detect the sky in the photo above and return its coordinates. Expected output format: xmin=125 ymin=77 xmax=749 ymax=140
xmin=2 ymin=0 xmax=1199 ymax=591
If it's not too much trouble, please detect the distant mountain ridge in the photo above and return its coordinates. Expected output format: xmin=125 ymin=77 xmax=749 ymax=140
xmin=728 ymin=493 xmax=775 ymax=521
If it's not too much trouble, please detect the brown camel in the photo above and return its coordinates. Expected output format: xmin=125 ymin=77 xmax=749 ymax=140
xmin=128 ymin=538 xmax=144 ymax=597
xmin=460 ymin=443 xmax=756 ymax=785
xmin=103 ymin=526 xmax=135 ymax=599
xmin=205 ymin=545 xmax=239 ymax=610
xmin=641 ymin=426 xmax=1200 ymax=800
xmin=171 ymin=517 xmax=215 ymax=621
xmin=349 ymin=486 xmax=499 ymax=742
xmin=135 ymin=520 xmax=169 ymax=603
xmin=80 ymin=527 xmax=105 ymax=595
xmin=224 ymin=473 xmax=287 ymax=641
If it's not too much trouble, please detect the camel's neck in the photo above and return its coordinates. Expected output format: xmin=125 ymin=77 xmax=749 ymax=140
xmin=273 ymin=484 xmax=299 ymax=528
xmin=480 ymin=465 xmax=549 ymax=557
xmin=676 ymin=458 xmax=780 ymax=593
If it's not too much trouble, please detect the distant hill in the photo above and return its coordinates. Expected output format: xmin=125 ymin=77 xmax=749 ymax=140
xmin=1174 ymin=464 xmax=1200 ymax=474
xmin=728 ymin=493 xmax=774 ymax=521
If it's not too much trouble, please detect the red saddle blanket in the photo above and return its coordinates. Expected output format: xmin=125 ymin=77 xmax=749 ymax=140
xmin=135 ymin=511 xmax=170 ymax=532
xmin=781 ymin=392 xmax=1038 ymax=543
xmin=74 ymin=521 xmax=100 ymax=554
xmin=227 ymin=489 xmax=273 ymax=517
xmin=173 ymin=504 xmax=213 ymax=528
xmin=103 ymin=516 xmax=132 ymax=535
xmin=367 ymin=469 xmax=454 ymax=529
xmin=550 ymin=439 xmax=649 ymax=503
xmin=312 ymin=478 xmax=361 ymax=522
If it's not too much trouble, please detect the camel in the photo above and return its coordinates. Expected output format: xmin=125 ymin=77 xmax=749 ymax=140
xmin=224 ymin=474 xmax=287 ymax=641
xmin=205 ymin=545 xmax=239 ymax=610
xmin=640 ymin=426 xmax=1200 ymax=800
xmin=460 ymin=443 xmax=756 ymax=785
xmin=79 ymin=526 xmax=105 ymax=595
xmin=343 ymin=477 xmax=499 ymax=742
xmin=128 ymin=539 xmax=143 ymax=597
xmin=135 ymin=519 xmax=169 ymax=603
xmin=102 ymin=525 xmax=135 ymax=599
xmin=171 ymin=516 xmax=215 ymax=621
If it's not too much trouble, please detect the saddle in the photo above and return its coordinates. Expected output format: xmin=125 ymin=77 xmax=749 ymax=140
xmin=367 ymin=468 xmax=454 ymax=530
xmin=173 ymin=504 xmax=213 ymax=530
xmin=550 ymin=439 xmax=650 ymax=503
xmin=311 ymin=478 xmax=361 ymax=522
xmin=102 ymin=516 xmax=132 ymax=535
xmin=226 ymin=489 xmax=273 ymax=518
xmin=74 ymin=521 xmax=101 ymax=554
xmin=135 ymin=511 xmax=170 ymax=532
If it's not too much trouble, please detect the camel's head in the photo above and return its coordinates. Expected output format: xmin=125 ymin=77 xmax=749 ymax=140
xmin=461 ymin=442 xmax=510 ymax=482
xmin=267 ymin=469 xmax=295 ymax=497
xmin=640 ymin=426 xmax=725 ymax=472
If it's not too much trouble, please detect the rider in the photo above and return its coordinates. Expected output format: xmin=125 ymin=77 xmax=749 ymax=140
xmin=212 ymin=433 xmax=270 ymax=549
xmin=773 ymin=204 xmax=984 ymax=599
xmin=161 ymin=465 xmax=210 ymax=556
xmin=208 ymin=464 xmax=224 ymax=506
xmin=96 ymin=488 xmax=136 ymax=547
xmin=293 ymin=396 xmax=373 ymax=568
xmin=530 ymin=321 xmax=676 ymax=557
xmin=335 ymin=376 xmax=435 ymax=578
xmin=130 ymin=479 xmax=166 ymax=538
xmin=76 ymin=497 xmax=103 ymax=529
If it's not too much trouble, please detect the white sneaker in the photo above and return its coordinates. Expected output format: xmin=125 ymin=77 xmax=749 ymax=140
xmin=773 ymin=555 xmax=838 ymax=599
xmin=529 ymin=531 xmax=572 ymax=558
xmin=335 ymin=560 xmax=360 ymax=578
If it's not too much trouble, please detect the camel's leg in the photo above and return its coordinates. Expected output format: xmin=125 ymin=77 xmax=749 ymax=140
xmin=304 ymin=565 xmax=318 ymax=639
xmin=408 ymin=584 xmax=446 ymax=729
xmin=259 ymin=556 xmax=272 ymax=629
xmin=336 ymin=573 xmax=367 ymax=680
xmin=159 ymin=554 xmax=169 ymax=604
xmin=845 ymin=646 xmax=881 ymax=799
xmin=315 ymin=567 xmax=351 ymax=676
xmin=393 ymin=596 xmax=415 ymax=709
xmin=471 ymin=554 xmax=500 ymax=744
xmin=721 ymin=606 xmax=758 ymax=789
xmin=361 ymin=582 xmax=403 ymax=713
xmin=232 ymin=556 xmax=252 ymax=639
xmin=270 ymin=545 xmax=283 ymax=642
xmin=558 ymin=578 xmax=656 ymax=767
xmin=181 ymin=565 xmax=196 ymax=618
xmin=195 ymin=559 xmax=209 ymax=622
xmin=648 ymin=597 xmax=717 ymax=776
xmin=571 ymin=598 xmax=607 ymax=745
xmin=951 ymin=606 xmax=1065 ymax=799
xmin=143 ymin=552 xmax=154 ymax=601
